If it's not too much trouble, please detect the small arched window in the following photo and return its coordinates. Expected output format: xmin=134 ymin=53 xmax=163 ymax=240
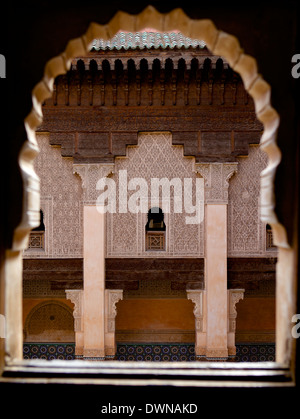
xmin=266 ymin=224 xmax=276 ymax=250
xmin=32 ymin=209 xmax=45 ymax=232
xmin=145 ymin=207 xmax=166 ymax=251
xmin=28 ymin=210 xmax=45 ymax=250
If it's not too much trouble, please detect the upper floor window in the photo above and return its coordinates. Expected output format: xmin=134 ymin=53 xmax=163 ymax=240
xmin=266 ymin=224 xmax=276 ymax=250
xmin=145 ymin=207 xmax=166 ymax=251
xmin=27 ymin=210 xmax=45 ymax=250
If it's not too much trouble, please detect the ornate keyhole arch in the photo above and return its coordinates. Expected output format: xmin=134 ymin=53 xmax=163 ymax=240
xmin=5 ymin=6 xmax=296 ymax=369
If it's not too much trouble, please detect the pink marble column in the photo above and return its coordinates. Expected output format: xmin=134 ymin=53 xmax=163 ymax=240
xmin=196 ymin=163 xmax=238 ymax=359
xmin=83 ymin=205 xmax=106 ymax=359
xmin=205 ymin=204 xmax=228 ymax=359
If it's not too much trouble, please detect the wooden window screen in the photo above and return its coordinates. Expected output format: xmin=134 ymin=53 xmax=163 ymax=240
xmin=146 ymin=231 xmax=165 ymax=251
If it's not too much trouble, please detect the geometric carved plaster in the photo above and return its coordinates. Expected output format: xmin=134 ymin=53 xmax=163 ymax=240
xmin=106 ymin=132 xmax=204 ymax=258
xmin=195 ymin=162 xmax=238 ymax=203
xmin=73 ymin=163 xmax=114 ymax=204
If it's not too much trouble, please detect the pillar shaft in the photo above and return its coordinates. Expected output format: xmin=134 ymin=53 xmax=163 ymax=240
xmin=205 ymin=204 xmax=228 ymax=358
xmin=83 ymin=205 xmax=105 ymax=359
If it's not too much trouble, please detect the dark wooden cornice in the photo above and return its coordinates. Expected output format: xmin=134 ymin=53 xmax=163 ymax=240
xmin=37 ymin=47 xmax=263 ymax=163
xmin=22 ymin=257 xmax=276 ymax=296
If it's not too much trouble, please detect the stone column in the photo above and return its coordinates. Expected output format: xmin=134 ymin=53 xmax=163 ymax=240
xmin=206 ymin=203 xmax=228 ymax=358
xmin=82 ymin=204 xmax=106 ymax=360
xmin=105 ymin=289 xmax=123 ymax=359
xmin=65 ymin=290 xmax=84 ymax=358
xmin=187 ymin=290 xmax=206 ymax=357
xmin=73 ymin=163 xmax=114 ymax=360
xmin=196 ymin=163 xmax=237 ymax=360
xmin=227 ymin=289 xmax=244 ymax=356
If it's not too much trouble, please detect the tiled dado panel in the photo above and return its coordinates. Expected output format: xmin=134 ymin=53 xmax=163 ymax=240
xmin=116 ymin=343 xmax=275 ymax=362
xmin=23 ymin=343 xmax=275 ymax=362
xmin=23 ymin=343 xmax=75 ymax=360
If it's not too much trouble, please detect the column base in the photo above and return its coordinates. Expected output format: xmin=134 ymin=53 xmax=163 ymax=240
xmin=228 ymin=346 xmax=237 ymax=356
xmin=195 ymin=355 xmax=229 ymax=362
xmin=75 ymin=346 xmax=84 ymax=357
xmin=206 ymin=348 xmax=228 ymax=358
xmin=195 ymin=348 xmax=206 ymax=357
xmin=83 ymin=348 xmax=105 ymax=359
xmin=105 ymin=355 xmax=116 ymax=361
xmin=105 ymin=345 xmax=116 ymax=358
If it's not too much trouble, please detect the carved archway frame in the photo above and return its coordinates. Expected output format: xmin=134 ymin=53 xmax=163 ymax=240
xmin=4 ymin=6 xmax=297 ymax=369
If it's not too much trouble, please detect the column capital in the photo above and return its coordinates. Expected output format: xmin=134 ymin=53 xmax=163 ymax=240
xmin=187 ymin=290 xmax=205 ymax=323
xmin=195 ymin=162 xmax=238 ymax=203
xmin=65 ymin=289 xmax=83 ymax=332
xmin=105 ymin=289 xmax=123 ymax=332
xmin=227 ymin=288 xmax=244 ymax=356
xmin=73 ymin=163 xmax=115 ymax=204
xmin=228 ymin=288 xmax=245 ymax=320
xmin=105 ymin=289 xmax=123 ymax=358
xmin=66 ymin=289 xmax=84 ymax=357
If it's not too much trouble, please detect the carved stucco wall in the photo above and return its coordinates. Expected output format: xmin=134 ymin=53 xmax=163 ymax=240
xmin=23 ymin=133 xmax=83 ymax=258
xmin=106 ymin=132 xmax=204 ymax=257
xmin=23 ymin=133 xmax=275 ymax=259
xmin=228 ymin=145 xmax=276 ymax=256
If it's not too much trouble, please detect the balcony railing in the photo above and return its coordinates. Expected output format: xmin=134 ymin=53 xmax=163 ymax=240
xmin=146 ymin=231 xmax=165 ymax=251
xmin=27 ymin=231 xmax=45 ymax=250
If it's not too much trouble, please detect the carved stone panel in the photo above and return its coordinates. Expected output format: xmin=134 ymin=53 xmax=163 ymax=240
xmin=26 ymin=134 xmax=83 ymax=258
xmin=227 ymin=289 xmax=244 ymax=355
xmin=65 ymin=290 xmax=84 ymax=332
xmin=106 ymin=132 xmax=204 ymax=258
xmin=195 ymin=162 xmax=238 ymax=203
xmin=228 ymin=145 xmax=276 ymax=256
